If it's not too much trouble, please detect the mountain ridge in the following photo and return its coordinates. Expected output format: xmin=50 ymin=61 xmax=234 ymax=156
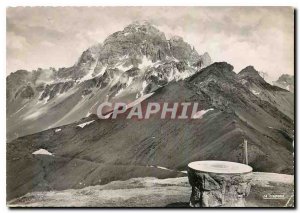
xmin=7 ymin=62 xmax=294 ymax=200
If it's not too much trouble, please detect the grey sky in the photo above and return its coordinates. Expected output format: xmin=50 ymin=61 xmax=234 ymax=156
xmin=6 ymin=7 xmax=294 ymax=80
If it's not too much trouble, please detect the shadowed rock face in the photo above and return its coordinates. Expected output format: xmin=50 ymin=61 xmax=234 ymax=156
xmin=274 ymin=74 xmax=294 ymax=93
xmin=237 ymin=66 xmax=294 ymax=120
xmin=238 ymin=66 xmax=284 ymax=91
xmin=15 ymin=85 xmax=35 ymax=99
xmin=6 ymin=22 xmax=212 ymax=141
xmin=193 ymin=52 xmax=212 ymax=69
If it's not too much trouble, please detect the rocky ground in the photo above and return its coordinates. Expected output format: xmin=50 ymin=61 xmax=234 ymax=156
xmin=8 ymin=172 xmax=294 ymax=207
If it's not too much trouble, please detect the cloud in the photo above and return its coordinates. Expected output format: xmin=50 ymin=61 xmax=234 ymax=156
xmin=6 ymin=31 xmax=29 ymax=51
xmin=6 ymin=7 xmax=294 ymax=80
xmin=40 ymin=41 xmax=55 ymax=47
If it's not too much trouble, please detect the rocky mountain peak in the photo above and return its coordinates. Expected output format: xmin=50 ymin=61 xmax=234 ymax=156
xmin=193 ymin=52 xmax=212 ymax=68
xmin=7 ymin=22 xmax=213 ymax=140
xmin=237 ymin=65 xmax=269 ymax=88
xmin=274 ymin=74 xmax=294 ymax=93
xmin=123 ymin=21 xmax=162 ymax=35
xmin=205 ymin=62 xmax=234 ymax=73
xmin=60 ymin=21 xmax=211 ymax=81
xmin=201 ymin=52 xmax=212 ymax=64
xmin=239 ymin=65 xmax=257 ymax=73
xmin=238 ymin=66 xmax=263 ymax=79
xmin=237 ymin=65 xmax=288 ymax=95
xmin=188 ymin=62 xmax=234 ymax=83
xmin=169 ymin=35 xmax=184 ymax=41
xmin=277 ymin=74 xmax=294 ymax=83
xmin=104 ymin=21 xmax=166 ymax=45
xmin=76 ymin=47 xmax=99 ymax=66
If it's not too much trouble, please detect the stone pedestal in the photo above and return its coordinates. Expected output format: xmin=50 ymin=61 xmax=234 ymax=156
xmin=188 ymin=161 xmax=252 ymax=207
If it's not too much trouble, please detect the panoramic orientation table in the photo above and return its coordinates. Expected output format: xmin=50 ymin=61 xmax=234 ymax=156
xmin=187 ymin=161 xmax=253 ymax=207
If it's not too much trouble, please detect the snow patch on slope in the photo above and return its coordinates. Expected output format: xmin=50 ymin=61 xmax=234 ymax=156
xmin=127 ymin=92 xmax=154 ymax=109
xmin=77 ymin=120 xmax=95 ymax=128
xmin=251 ymin=89 xmax=260 ymax=95
xmin=148 ymin=165 xmax=187 ymax=174
xmin=32 ymin=149 xmax=53 ymax=156
xmin=24 ymin=111 xmax=43 ymax=120
xmin=115 ymin=88 xmax=124 ymax=97
xmin=11 ymin=103 xmax=28 ymax=116
xmin=192 ymin=108 xmax=214 ymax=119
xmin=139 ymin=56 xmax=154 ymax=69
xmin=241 ymin=79 xmax=248 ymax=85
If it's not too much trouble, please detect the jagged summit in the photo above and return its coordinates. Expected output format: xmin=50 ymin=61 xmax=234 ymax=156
xmin=104 ymin=21 xmax=166 ymax=45
xmin=277 ymin=74 xmax=294 ymax=82
xmin=239 ymin=65 xmax=256 ymax=73
xmin=188 ymin=62 xmax=234 ymax=82
xmin=207 ymin=61 xmax=234 ymax=72
xmin=123 ymin=21 xmax=162 ymax=34
xmin=236 ymin=64 xmax=293 ymax=119
xmin=238 ymin=65 xmax=284 ymax=90
xmin=238 ymin=66 xmax=263 ymax=80
xmin=237 ymin=66 xmax=283 ymax=90
xmin=55 ymin=21 xmax=209 ymax=81
xmin=274 ymin=74 xmax=294 ymax=93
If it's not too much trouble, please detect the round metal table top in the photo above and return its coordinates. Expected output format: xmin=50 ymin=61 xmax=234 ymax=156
xmin=188 ymin=160 xmax=253 ymax=174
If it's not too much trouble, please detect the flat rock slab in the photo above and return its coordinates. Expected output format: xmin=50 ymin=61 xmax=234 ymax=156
xmin=188 ymin=161 xmax=253 ymax=174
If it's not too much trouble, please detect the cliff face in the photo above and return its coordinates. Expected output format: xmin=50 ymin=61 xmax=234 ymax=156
xmin=237 ymin=66 xmax=294 ymax=119
xmin=273 ymin=74 xmax=294 ymax=93
xmin=7 ymin=22 xmax=211 ymax=141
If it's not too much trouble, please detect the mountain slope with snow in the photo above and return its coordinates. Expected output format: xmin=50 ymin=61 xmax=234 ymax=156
xmin=6 ymin=22 xmax=211 ymax=141
xmin=7 ymin=62 xmax=294 ymax=201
